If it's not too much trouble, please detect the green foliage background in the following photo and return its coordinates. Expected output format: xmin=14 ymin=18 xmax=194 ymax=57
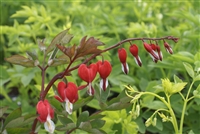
xmin=1 ymin=0 xmax=199 ymax=134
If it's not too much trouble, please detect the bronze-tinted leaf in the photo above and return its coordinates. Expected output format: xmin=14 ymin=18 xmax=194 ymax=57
xmin=46 ymin=29 xmax=73 ymax=54
xmin=49 ymin=54 xmax=70 ymax=66
xmin=26 ymin=51 xmax=38 ymax=60
xmin=5 ymin=55 xmax=35 ymax=67
xmin=76 ymin=36 xmax=104 ymax=58
xmin=57 ymin=44 xmax=76 ymax=59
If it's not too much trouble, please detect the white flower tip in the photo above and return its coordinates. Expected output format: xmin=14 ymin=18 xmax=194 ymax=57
xmin=65 ymin=99 xmax=73 ymax=115
xmin=100 ymin=78 xmax=108 ymax=91
xmin=121 ymin=63 xmax=129 ymax=74
xmin=87 ymin=83 xmax=94 ymax=96
xmin=44 ymin=117 xmax=55 ymax=134
xmin=134 ymin=57 xmax=142 ymax=67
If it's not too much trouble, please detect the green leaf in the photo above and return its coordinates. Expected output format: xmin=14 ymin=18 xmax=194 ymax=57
xmin=155 ymin=118 xmax=163 ymax=131
xmin=90 ymin=129 xmax=106 ymax=134
xmin=0 ymin=106 xmax=8 ymax=118
xmin=174 ymin=75 xmax=183 ymax=83
xmin=86 ymin=99 xmax=101 ymax=110
xmin=135 ymin=117 xmax=146 ymax=133
xmin=106 ymin=101 xmax=131 ymax=111
xmin=56 ymin=123 xmax=76 ymax=131
xmin=194 ymin=74 xmax=200 ymax=82
xmin=88 ymin=113 xmax=105 ymax=120
xmin=183 ymin=62 xmax=195 ymax=78
xmin=22 ymin=115 xmax=37 ymax=126
xmin=143 ymin=101 xmax=167 ymax=110
xmin=21 ymin=71 xmax=35 ymax=86
xmin=172 ymin=52 xmax=194 ymax=63
xmin=100 ymin=86 xmax=110 ymax=104
xmin=49 ymin=54 xmax=70 ymax=67
xmin=3 ymin=108 xmax=22 ymax=129
xmin=0 ymin=66 xmax=9 ymax=79
xmin=6 ymin=127 xmax=30 ymax=134
xmin=57 ymin=115 xmax=73 ymax=125
xmin=26 ymin=51 xmax=38 ymax=60
xmin=5 ymin=55 xmax=35 ymax=67
xmin=5 ymin=117 xmax=24 ymax=128
xmin=73 ymin=96 xmax=94 ymax=111
xmin=46 ymin=29 xmax=73 ymax=54
xmin=171 ymin=82 xmax=187 ymax=94
xmin=91 ymin=119 xmax=105 ymax=128
xmin=194 ymin=61 xmax=200 ymax=73
xmin=48 ymin=98 xmax=63 ymax=112
xmin=0 ymin=87 xmax=12 ymax=102
xmin=79 ymin=121 xmax=92 ymax=132
xmin=77 ymin=111 xmax=89 ymax=127
xmin=193 ymin=84 xmax=200 ymax=98
xmin=48 ymin=47 xmax=59 ymax=62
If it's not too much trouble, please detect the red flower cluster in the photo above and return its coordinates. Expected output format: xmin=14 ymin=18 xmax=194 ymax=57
xmin=78 ymin=60 xmax=112 ymax=95
xmin=52 ymin=60 xmax=112 ymax=116
xmin=118 ymin=41 xmax=173 ymax=74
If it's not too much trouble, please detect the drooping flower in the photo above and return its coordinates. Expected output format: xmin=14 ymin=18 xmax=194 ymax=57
xmin=150 ymin=43 xmax=163 ymax=62
xmin=143 ymin=42 xmax=159 ymax=62
xmin=97 ymin=60 xmax=112 ymax=91
xmin=54 ymin=81 xmax=78 ymax=114
xmin=78 ymin=63 xmax=97 ymax=95
xmin=118 ymin=48 xmax=129 ymax=74
xmin=163 ymin=41 xmax=173 ymax=54
xmin=129 ymin=44 xmax=142 ymax=67
xmin=155 ymin=44 xmax=163 ymax=61
xmin=36 ymin=100 xmax=55 ymax=134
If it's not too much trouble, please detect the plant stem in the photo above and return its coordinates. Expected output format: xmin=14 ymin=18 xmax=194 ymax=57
xmin=179 ymin=81 xmax=194 ymax=134
xmin=166 ymin=95 xmax=179 ymax=134
xmin=30 ymin=118 xmax=38 ymax=134
xmin=141 ymin=92 xmax=179 ymax=133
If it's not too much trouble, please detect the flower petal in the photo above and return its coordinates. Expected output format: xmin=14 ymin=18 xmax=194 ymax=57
xmin=65 ymin=99 xmax=73 ymax=114
xmin=54 ymin=95 xmax=64 ymax=103
xmin=36 ymin=101 xmax=48 ymax=123
xmin=121 ymin=63 xmax=129 ymax=74
xmin=87 ymin=83 xmax=95 ymax=96
xmin=65 ymin=82 xmax=78 ymax=103
xmin=100 ymin=78 xmax=108 ymax=91
xmin=134 ymin=56 xmax=142 ymax=67
xmin=78 ymin=64 xmax=97 ymax=83
xmin=44 ymin=115 xmax=55 ymax=134
xmin=57 ymin=81 xmax=66 ymax=100
xmin=97 ymin=61 xmax=112 ymax=79
xmin=143 ymin=42 xmax=159 ymax=60
xmin=164 ymin=41 xmax=173 ymax=54
xmin=118 ymin=48 xmax=127 ymax=63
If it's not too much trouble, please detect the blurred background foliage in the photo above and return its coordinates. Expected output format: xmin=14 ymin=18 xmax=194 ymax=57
xmin=0 ymin=0 xmax=199 ymax=133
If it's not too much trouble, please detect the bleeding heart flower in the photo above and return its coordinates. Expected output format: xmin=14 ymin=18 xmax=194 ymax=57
xmin=163 ymin=41 xmax=173 ymax=54
xmin=155 ymin=44 xmax=163 ymax=61
xmin=78 ymin=63 xmax=97 ymax=95
xmin=97 ymin=60 xmax=112 ymax=91
xmin=129 ymin=44 xmax=142 ymax=67
xmin=143 ymin=42 xmax=159 ymax=62
xmin=54 ymin=81 xmax=78 ymax=114
xmin=36 ymin=100 xmax=55 ymax=133
xmin=149 ymin=43 xmax=163 ymax=62
xmin=118 ymin=48 xmax=129 ymax=74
